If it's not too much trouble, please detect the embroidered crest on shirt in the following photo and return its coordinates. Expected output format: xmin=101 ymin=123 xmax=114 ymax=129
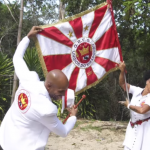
xmin=141 ymin=101 xmax=145 ymax=107
xmin=17 ymin=89 xmax=31 ymax=113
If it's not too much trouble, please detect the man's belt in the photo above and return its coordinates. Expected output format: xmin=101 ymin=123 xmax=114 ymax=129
xmin=130 ymin=117 xmax=150 ymax=127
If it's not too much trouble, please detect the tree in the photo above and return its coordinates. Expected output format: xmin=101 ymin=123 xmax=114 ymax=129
xmin=62 ymin=0 xmax=106 ymax=16
xmin=24 ymin=0 xmax=59 ymax=24
xmin=11 ymin=0 xmax=24 ymax=104
xmin=0 ymin=1 xmax=18 ymax=56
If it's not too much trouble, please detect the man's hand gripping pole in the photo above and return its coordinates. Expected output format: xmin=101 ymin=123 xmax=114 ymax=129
xmin=63 ymin=95 xmax=86 ymax=124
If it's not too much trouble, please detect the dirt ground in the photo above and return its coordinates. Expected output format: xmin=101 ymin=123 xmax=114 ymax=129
xmin=45 ymin=120 xmax=128 ymax=150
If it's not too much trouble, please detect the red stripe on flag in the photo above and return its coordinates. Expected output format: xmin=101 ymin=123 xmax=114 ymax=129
xmin=39 ymin=27 xmax=74 ymax=48
xmin=95 ymin=26 xmax=118 ymax=50
xmin=85 ymin=66 xmax=98 ymax=86
xmin=69 ymin=17 xmax=83 ymax=39
xmin=89 ymin=5 xmax=108 ymax=39
xmin=95 ymin=56 xmax=117 ymax=72
xmin=43 ymin=54 xmax=72 ymax=72
xmin=68 ymin=67 xmax=80 ymax=91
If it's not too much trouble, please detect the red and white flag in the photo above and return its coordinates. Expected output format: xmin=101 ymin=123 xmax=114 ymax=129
xmin=35 ymin=2 xmax=123 ymax=94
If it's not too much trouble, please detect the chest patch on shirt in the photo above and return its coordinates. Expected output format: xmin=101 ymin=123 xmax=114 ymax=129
xmin=141 ymin=101 xmax=145 ymax=107
xmin=17 ymin=89 xmax=31 ymax=113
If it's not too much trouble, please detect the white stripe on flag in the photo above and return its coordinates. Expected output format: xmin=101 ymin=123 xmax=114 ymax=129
xmin=62 ymin=62 xmax=76 ymax=81
xmin=55 ymin=22 xmax=77 ymax=43
xmin=92 ymin=8 xmax=113 ymax=43
xmin=75 ymin=69 xmax=87 ymax=92
xmin=91 ymin=62 xmax=106 ymax=79
xmin=81 ymin=11 xmax=95 ymax=38
xmin=37 ymin=34 xmax=72 ymax=55
xmin=96 ymin=47 xmax=120 ymax=64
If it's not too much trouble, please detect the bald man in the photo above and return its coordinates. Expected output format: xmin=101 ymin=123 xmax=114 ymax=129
xmin=45 ymin=69 xmax=69 ymax=100
xmin=0 ymin=26 xmax=77 ymax=150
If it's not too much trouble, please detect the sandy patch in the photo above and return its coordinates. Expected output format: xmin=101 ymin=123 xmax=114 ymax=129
xmin=45 ymin=120 xmax=128 ymax=150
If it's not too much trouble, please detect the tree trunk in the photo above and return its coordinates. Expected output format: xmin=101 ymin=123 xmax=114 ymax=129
xmin=59 ymin=0 xmax=65 ymax=20
xmin=11 ymin=0 xmax=24 ymax=105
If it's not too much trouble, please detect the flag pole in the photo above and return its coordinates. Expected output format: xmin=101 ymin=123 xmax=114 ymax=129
xmin=124 ymin=72 xmax=130 ymax=101
xmin=124 ymin=71 xmax=132 ymax=119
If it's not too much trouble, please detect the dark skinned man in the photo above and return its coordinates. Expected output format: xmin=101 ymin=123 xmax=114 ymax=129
xmin=0 ymin=26 xmax=78 ymax=150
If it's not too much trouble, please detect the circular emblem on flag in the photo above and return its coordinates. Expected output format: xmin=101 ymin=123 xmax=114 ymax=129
xmin=71 ymin=37 xmax=96 ymax=69
xmin=17 ymin=90 xmax=31 ymax=113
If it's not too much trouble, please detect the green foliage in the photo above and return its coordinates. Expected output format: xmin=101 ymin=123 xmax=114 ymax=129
xmin=24 ymin=0 xmax=59 ymax=24
xmin=0 ymin=1 xmax=18 ymax=56
xmin=23 ymin=48 xmax=44 ymax=80
xmin=0 ymin=52 xmax=13 ymax=120
xmin=53 ymin=100 xmax=63 ymax=118
xmin=0 ymin=52 xmax=13 ymax=75
xmin=62 ymin=0 xmax=106 ymax=16
xmin=115 ymin=0 xmax=150 ymax=88
xmin=0 ymin=1 xmax=58 ymax=57
xmin=76 ymin=93 xmax=96 ymax=119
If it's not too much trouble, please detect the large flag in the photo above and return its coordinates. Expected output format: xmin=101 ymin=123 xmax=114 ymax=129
xmin=35 ymin=1 xmax=123 ymax=95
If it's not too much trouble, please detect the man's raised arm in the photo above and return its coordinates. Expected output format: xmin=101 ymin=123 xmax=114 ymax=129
xmin=13 ymin=26 xmax=43 ymax=81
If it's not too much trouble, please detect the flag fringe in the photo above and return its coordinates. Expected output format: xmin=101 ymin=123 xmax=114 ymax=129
xmin=34 ymin=37 xmax=48 ymax=77
xmin=75 ymin=67 xmax=119 ymax=95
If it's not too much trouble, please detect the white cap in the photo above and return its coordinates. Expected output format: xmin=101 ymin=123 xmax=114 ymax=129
xmin=61 ymin=89 xmax=75 ymax=113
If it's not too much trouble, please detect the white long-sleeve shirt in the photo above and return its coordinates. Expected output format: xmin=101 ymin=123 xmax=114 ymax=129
xmin=0 ymin=36 xmax=76 ymax=150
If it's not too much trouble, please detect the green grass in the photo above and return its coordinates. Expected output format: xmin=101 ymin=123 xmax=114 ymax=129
xmin=80 ymin=124 xmax=102 ymax=132
xmin=74 ymin=121 xmax=85 ymax=128
xmin=74 ymin=120 xmax=91 ymax=128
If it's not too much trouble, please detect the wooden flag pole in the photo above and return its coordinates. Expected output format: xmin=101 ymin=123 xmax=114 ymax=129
xmin=63 ymin=95 xmax=86 ymax=124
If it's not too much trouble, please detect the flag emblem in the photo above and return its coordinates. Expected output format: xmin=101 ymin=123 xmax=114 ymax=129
xmin=71 ymin=37 xmax=96 ymax=69
xmin=35 ymin=2 xmax=123 ymax=94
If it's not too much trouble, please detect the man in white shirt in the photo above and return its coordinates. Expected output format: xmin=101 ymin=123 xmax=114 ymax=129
xmin=119 ymin=61 xmax=150 ymax=150
xmin=0 ymin=26 xmax=78 ymax=150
